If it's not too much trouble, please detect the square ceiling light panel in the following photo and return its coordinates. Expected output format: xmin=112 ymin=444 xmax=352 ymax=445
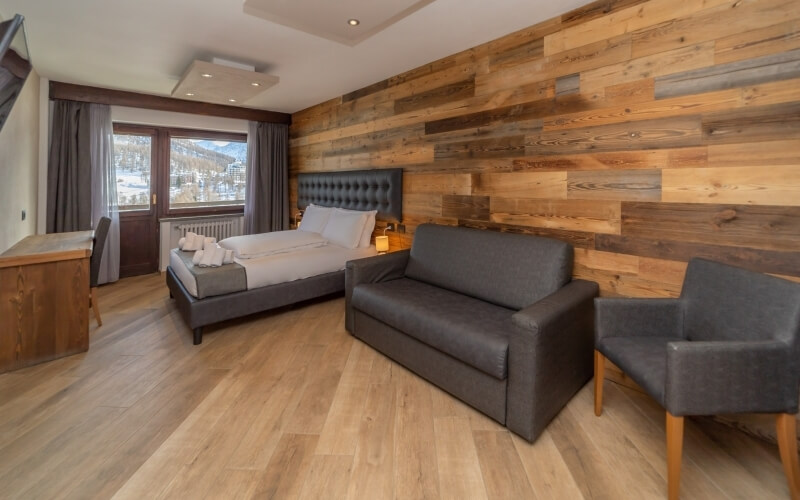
xmin=172 ymin=60 xmax=279 ymax=107
xmin=243 ymin=0 xmax=437 ymax=46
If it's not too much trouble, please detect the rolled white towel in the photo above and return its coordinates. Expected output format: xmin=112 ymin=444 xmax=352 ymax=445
xmin=178 ymin=237 xmax=186 ymax=250
xmin=202 ymin=236 xmax=217 ymax=250
xmin=223 ymin=249 xmax=234 ymax=264
xmin=211 ymin=244 xmax=225 ymax=267
xmin=184 ymin=232 xmax=203 ymax=251
xmin=192 ymin=250 xmax=204 ymax=265
xmin=199 ymin=246 xmax=215 ymax=267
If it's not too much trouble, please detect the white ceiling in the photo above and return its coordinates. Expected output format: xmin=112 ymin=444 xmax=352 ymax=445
xmin=242 ymin=0 xmax=437 ymax=46
xmin=0 ymin=0 xmax=589 ymax=114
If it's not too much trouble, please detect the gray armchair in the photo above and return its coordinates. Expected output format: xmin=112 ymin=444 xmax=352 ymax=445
xmin=594 ymin=258 xmax=800 ymax=500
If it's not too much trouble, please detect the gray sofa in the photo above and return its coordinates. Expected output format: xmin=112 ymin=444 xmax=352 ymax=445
xmin=345 ymin=224 xmax=599 ymax=441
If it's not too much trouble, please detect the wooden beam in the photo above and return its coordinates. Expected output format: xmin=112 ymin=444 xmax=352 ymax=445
xmin=49 ymin=81 xmax=292 ymax=124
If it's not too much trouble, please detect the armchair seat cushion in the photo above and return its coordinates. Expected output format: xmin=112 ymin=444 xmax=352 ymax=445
xmin=597 ymin=336 xmax=681 ymax=407
xmin=352 ymin=278 xmax=513 ymax=380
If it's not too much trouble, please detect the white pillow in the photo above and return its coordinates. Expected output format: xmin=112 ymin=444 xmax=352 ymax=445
xmin=322 ymin=209 xmax=369 ymax=249
xmin=298 ymin=204 xmax=332 ymax=233
xmin=335 ymin=207 xmax=377 ymax=247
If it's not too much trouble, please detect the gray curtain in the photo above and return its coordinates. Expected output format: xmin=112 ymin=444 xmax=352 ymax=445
xmin=47 ymin=100 xmax=93 ymax=233
xmin=89 ymin=104 xmax=119 ymax=284
xmin=244 ymin=121 xmax=289 ymax=234
xmin=47 ymin=100 xmax=120 ymax=284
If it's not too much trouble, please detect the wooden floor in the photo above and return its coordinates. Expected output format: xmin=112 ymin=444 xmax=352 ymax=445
xmin=0 ymin=273 xmax=791 ymax=499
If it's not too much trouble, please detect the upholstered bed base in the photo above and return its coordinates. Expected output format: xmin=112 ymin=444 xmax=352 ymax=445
xmin=166 ymin=266 xmax=344 ymax=345
xmin=167 ymin=168 xmax=403 ymax=345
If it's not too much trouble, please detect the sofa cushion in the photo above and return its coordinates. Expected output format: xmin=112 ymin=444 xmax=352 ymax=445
xmin=681 ymin=258 xmax=800 ymax=344
xmin=597 ymin=336 xmax=678 ymax=407
xmin=351 ymin=278 xmax=514 ymax=379
xmin=404 ymin=224 xmax=573 ymax=310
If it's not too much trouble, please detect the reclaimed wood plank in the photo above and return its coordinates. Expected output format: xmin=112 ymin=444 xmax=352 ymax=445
xmin=534 ymin=115 xmax=703 ymax=154
xmin=621 ymin=201 xmax=800 ymax=252
xmin=702 ymin=101 xmax=800 ymax=144
xmin=631 ymin=0 xmax=800 ymax=59
xmin=395 ymin=78 xmax=476 ymax=115
xmin=434 ymin=135 xmax=527 ymax=161
xmin=472 ymin=172 xmax=567 ymax=199
xmin=545 ymin=0 xmax=733 ymax=55
xmin=490 ymin=198 xmax=621 ymax=234
xmin=568 ymin=169 xmax=662 ymax=201
xmin=458 ymin=219 xmax=596 ymax=249
xmin=441 ymin=195 xmax=490 ymax=221
xmin=716 ymin=19 xmax=800 ymax=65
xmin=654 ymin=48 xmax=800 ymax=99
xmin=582 ymin=41 xmax=716 ymax=94
xmin=555 ymin=73 xmax=581 ymax=96
xmin=662 ymin=165 xmax=800 ymax=206
xmin=595 ymin=234 xmax=800 ymax=277
xmin=425 ymin=98 xmax=552 ymax=135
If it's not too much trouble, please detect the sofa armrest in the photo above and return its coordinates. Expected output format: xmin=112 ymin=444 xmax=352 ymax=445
xmin=506 ymin=279 xmax=599 ymax=442
xmin=345 ymin=250 xmax=410 ymax=333
xmin=595 ymin=298 xmax=684 ymax=343
xmin=666 ymin=340 xmax=798 ymax=415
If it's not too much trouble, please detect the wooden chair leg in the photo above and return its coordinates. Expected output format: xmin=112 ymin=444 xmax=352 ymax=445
xmin=666 ymin=412 xmax=684 ymax=500
xmin=91 ymin=287 xmax=102 ymax=327
xmin=776 ymin=413 xmax=800 ymax=500
xmin=594 ymin=350 xmax=605 ymax=416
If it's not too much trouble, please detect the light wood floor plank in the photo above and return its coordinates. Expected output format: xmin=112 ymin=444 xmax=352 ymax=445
xmin=393 ymin=368 xmax=440 ymax=500
xmin=252 ymin=433 xmax=319 ymax=500
xmin=298 ymin=455 xmax=354 ymax=500
xmin=434 ymin=416 xmax=489 ymax=500
xmin=346 ymin=382 xmax=396 ymax=500
xmin=473 ymin=430 xmax=537 ymax=500
xmin=512 ymin=431 xmax=585 ymax=499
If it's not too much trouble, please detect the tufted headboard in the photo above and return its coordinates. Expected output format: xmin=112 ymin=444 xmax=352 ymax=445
xmin=297 ymin=168 xmax=403 ymax=222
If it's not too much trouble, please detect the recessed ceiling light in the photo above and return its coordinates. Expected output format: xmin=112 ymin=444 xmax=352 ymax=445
xmin=251 ymin=82 xmax=261 ymax=87
xmin=201 ymin=73 xmax=213 ymax=78
xmin=185 ymin=92 xmax=195 ymax=96
xmin=228 ymin=98 xmax=237 ymax=102
xmin=347 ymin=19 xmax=360 ymax=26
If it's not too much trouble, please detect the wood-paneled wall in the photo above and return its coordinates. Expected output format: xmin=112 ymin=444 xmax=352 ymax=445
xmin=290 ymin=0 xmax=800 ymax=297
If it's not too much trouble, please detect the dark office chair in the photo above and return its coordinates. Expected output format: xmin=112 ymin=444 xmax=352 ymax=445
xmin=594 ymin=258 xmax=800 ymax=500
xmin=90 ymin=216 xmax=111 ymax=326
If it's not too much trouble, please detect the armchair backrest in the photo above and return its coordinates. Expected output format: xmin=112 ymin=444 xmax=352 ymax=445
xmin=404 ymin=224 xmax=573 ymax=310
xmin=681 ymin=258 xmax=800 ymax=346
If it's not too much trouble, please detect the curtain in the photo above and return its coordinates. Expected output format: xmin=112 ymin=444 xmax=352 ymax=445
xmin=244 ymin=121 xmax=289 ymax=234
xmin=89 ymin=104 xmax=119 ymax=284
xmin=47 ymin=100 xmax=120 ymax=284
xmin=47 ymin=100 xmax=93 ymax=233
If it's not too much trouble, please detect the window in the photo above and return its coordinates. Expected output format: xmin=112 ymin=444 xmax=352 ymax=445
xmin=111 ymin=125 xmax=247 ymax=216
xmin=113 ymin=132 xmax=153 ymax=211
xmin=169 ymin=135 xmax=247 ymax=209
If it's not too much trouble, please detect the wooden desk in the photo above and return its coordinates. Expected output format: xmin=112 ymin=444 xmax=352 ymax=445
xmin=0 ymin=231 xmax=93 ymax=373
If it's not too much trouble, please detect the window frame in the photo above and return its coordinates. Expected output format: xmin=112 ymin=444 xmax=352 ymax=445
xmin=112 ymin=123 xmax=248 ymax=219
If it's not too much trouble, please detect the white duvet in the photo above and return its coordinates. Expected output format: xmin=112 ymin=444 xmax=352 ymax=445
xmin=219 ymin=230 xmax=327 ymax=259
xmin=236 ymin=244 xmax=377 ymax=289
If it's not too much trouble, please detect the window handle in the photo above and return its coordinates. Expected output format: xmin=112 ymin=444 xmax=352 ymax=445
xmin=152 ymin=193 xmax=157 ymax=205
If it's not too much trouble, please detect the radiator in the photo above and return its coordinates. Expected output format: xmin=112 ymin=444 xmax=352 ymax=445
xmin=176 ymin=218 xmax=241 ymax=241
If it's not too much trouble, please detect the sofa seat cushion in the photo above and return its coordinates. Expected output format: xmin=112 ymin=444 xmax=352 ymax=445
xmin=597 ymin=336 xmax=679 ymax=407
xmin=351 ymin=278 xmax=514 ymax=380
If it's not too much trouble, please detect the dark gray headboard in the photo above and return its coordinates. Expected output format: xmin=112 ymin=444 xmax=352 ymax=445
xmin=297 ymin=168 xmax=403 ymax=222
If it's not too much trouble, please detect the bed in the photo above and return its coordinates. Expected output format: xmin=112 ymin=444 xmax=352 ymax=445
xmin=166 ymin=168 xmax=403 ymax=344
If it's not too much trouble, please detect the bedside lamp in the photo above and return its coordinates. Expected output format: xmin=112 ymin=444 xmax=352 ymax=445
xmin=375 ymin=235 xmax=389 ymax=254
xmin=294 ymin=210 xmax=304 ymax=228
